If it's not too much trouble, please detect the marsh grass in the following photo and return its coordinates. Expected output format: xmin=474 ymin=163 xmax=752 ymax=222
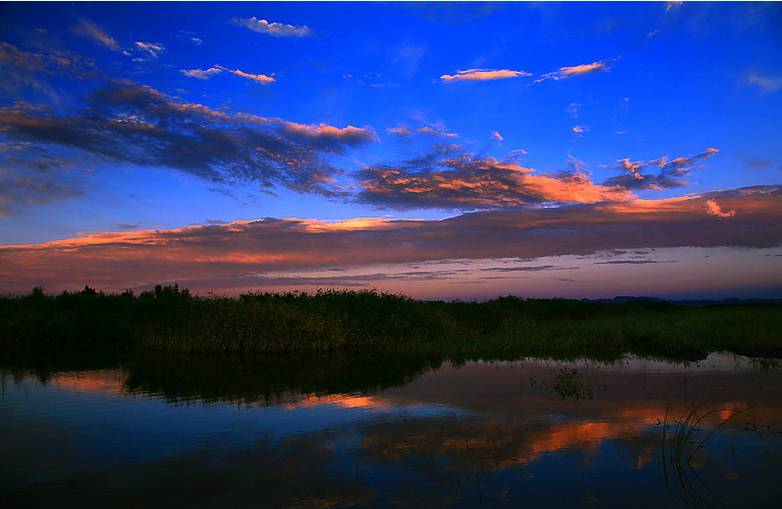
xmin=1 ymin=285 xmax=781 ymax=358
xmin=660 ymin=403 xmax=749 ymax=508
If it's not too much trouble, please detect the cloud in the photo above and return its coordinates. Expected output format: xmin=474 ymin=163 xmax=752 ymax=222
xmin=233 ymin=17 xmax=312 ymax=38
xmin=535 ymin=60 xmax=610 ymax=84
xmin=745 ymin=71 xmax=782 ymax=93
xmin=440 ymin=68 xmax=530 ymax=82
xmin=491 ymin=131 xmax=504 ymax=142
xmin=594 ymin=260 xmax=676 ymax=265
xmin=174 ymin=31 xmax=203 ymax=46
xmin=705 ymin=199 xmax=736 ymax=218
xmin=115 ymin=223 xmax=142 ymax=231
xmin=665 ymin=1 xmax=684 ymax=12
xmin=0 ymin=166 xmax=83 ymax=216
xmin=747 ymin=158 xmax=771 ymax=169
xmin=604 ymin=147 xmax=719 ymax=190
xmin=0 ymin=42 xmax=97 ymax=78
xmin=181 ymin=65 xmax=275 ymax=84
xmin=357 ymin=147 xmax=633 ymax=210
xmin=571 ymin=125 xmax=588 ymax=137
xmin=72 ymin=19 xmax=120 ymax=51
xmin=567 ymin=103 xmax=581 ymax=119
xmin=226 ymin=67 xmax=275 ymax=84
xmin=279 ymin=121 xmax=378 ymax=146
xmin=386 ymin=123 xmax=458 ymax=139
xmin=181 ymin=67 xmax=223 ymax=80
xmin=134 ymin=42 xmax=165 ymax=60
xmin=1 ymin=185 xmax=779 ymax=293
xmin=0 ymin=81 xmax=376 ymax=196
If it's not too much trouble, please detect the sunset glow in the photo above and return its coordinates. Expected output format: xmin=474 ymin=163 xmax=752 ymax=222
xmin=1 ymin=2 xmax=780 ymax=298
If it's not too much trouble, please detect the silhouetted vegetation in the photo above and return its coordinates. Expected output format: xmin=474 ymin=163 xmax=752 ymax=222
xmin=1 ymin=286 xmax=781 ymax=358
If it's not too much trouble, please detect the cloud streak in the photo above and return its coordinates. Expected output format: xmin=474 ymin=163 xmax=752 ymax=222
xmin=181 ymin=65 xmax=275 ymax=84
xmin=233 ymin=17 xmax=312 ymax=38
xmin=1 ymin=185 xmax=779 ymax=293
xmin=386 ymin=123 xmax=458 ymax=139
xmin=133 ymin=41 xmax=165 ymax=60
xmin=534 ymin=60 xmax=610 ymax=84
xmin=72 ymin=19 xmax=120 ymax=51
xmin=745 ymin=71 xmax=782 ymax=93
xmin=440 ymin=68 xmax=530 ymax=82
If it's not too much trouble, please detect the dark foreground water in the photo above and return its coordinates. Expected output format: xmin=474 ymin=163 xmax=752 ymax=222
xmin=1 ymin=352 xmax=781 ymax=508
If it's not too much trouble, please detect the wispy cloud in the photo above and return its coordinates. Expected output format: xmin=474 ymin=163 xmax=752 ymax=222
xmin=0 ymin=170 xmax=83 ymax=216
xmin=491 ymin=131 xmax=504 ymax=142
xmin=227 ymin=67 xmax=275 ymax=84
xmin=604 ymin=147 xmax=719 ymax=190
xmin=0 ymin=42 xmax=97 ymax=78
xmin=72 ymin=19 xmax=120 ymax=51
xmin=665 ymin=1 xmax=684 ymax=12
xmin=233 ymin=17 xmax=312 ymax=38
xmin=181 ymin=65 xmax=275 ymax=84
xmin=535 ymin=60 xmax=610 ymax=84
xmin=745 ymin=71 xmax=782 ymax=93
xmin=174 ymin=31 xmax=203 ymax=46
xmin=440 ymin=68 xmax=530 ymax=82
xmin=0 ymin=42 xmax=99 ymax=104
xmin=386 ymin=122 xmax=458 ymax=139
xmin=181 ymin=66 xmax=223 ymax=80
xmin=134 ymin=41 xmax=165 ymax=60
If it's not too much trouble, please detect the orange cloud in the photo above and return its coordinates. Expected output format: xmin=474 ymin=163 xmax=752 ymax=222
xmin=705 ymin=199 xmax=736 ymax=218
xmin=560 ymin=61 xmax=607 ymax=76
xmin=535 ymin=59 xmax=610 ymax=83
xmin=440 ymin=68 xmax=531 ymax=82
xmin=1 ymin=186 xmax=779 ymax=294
xmin=359 ymin=154 xmax=632 ymax=209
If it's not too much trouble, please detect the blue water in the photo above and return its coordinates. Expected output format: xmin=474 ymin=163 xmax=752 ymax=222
xmin=1 ymin=353 xmax=781 ymax=507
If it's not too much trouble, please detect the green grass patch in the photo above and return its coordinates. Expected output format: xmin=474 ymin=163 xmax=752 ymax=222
xmin=1 ymin=285 xmax=780 ymax=359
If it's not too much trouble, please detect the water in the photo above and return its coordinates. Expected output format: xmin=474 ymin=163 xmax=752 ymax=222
xmin=1 ymin=352 xmax=781 ymax=508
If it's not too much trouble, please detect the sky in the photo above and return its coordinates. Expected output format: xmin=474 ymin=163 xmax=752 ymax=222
xmin=0 ymin=1 xmax=781 ymax=299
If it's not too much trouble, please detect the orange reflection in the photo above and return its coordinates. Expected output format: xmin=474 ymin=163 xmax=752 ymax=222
xmin=284 ymin=393 xmax=409 ymax=411
xmin=48 ymin=370 xmax=126 ymax=396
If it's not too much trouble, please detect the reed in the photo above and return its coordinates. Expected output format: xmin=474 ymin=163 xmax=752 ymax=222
xmin=1 ymin=285 xmax=780 ymax=358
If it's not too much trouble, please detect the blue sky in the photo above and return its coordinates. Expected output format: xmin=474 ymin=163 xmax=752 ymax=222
xmin=0 ymin=2 xmax=781 ymax=298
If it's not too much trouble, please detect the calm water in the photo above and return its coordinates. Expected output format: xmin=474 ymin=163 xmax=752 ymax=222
xmin=1 ymin=352 xmax=781 ymax=508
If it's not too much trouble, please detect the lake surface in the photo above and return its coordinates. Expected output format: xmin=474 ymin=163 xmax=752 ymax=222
xmin=2 ymin=351 xmax=781 ymax=508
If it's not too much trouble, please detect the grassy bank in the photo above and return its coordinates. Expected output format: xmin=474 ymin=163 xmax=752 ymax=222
xmin=1 ymin=286 xmax=781 ymax=358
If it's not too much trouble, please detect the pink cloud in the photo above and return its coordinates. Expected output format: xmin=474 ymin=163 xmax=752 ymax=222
xmin=1 ymin=186 xmax=779 ymax=294
xmin=705 ymin=199 xmax=736 ymax=218
xmin=440 ymin=68 xmax=531 ymax=82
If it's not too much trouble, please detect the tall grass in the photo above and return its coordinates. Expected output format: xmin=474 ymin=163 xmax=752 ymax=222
xmin=1 ymin=285 xmax=780 ymax=357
